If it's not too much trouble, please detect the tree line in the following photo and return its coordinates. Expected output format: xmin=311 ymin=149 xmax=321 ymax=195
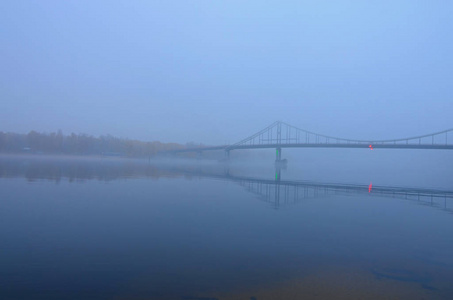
xmin=0 ymin=130 xmax=185 ymax=157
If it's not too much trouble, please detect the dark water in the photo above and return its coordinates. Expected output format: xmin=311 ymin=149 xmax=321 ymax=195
xmin=1 ymin=154 xmax=453 ymax=299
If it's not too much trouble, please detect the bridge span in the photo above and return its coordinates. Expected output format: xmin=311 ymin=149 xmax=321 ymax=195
xmin=166 ymin=121 xmax=453 ymax=161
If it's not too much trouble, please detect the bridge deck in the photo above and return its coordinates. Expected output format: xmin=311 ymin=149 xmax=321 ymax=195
xmin=229 ymin=143 xmax=453 ymax=150
xmin=169 ymin=143 xmax=453 ymax=153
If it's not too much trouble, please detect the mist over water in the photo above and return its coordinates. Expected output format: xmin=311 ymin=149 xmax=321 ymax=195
xmin=2 ymin=1 xmax=453 ymax=299
xmin=0 ymin=154 xmax=452 ymax=299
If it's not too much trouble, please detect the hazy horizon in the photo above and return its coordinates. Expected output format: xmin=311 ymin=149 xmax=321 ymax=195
xmin=2 ymin=1 xmax=452 ymax=144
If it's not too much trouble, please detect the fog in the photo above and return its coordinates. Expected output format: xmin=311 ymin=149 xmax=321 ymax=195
xmin=3 ymin=3 xmax=453 ymax=299
xmin=1 ymin=1 xmax=452 ymax=145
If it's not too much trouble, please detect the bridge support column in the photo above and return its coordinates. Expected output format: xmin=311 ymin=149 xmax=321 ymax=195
xmin=225 ymin=149 xmax=230 ymax=160
xmin=276 ymin=147 xmax=282 ymax=161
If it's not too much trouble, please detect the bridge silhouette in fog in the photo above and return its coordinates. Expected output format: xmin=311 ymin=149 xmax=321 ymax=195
xmin=166 ymin=121 xmax=453 ymax=161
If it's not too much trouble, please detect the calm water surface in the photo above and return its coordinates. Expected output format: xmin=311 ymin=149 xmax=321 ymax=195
xmin=0 ymin=154 xmax=452 ymax=299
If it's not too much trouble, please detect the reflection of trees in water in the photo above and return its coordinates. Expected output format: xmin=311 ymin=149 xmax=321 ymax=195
xmin=0 ymin=156 xmax=179 ymax=182
xmin=1 ymin=156 xmax=452 ymax=213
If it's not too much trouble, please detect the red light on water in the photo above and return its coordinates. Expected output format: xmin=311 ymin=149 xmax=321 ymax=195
xmin=369 ymin=144 xmax=373 ymax=150
xmin=368 ymin=183 xmax=372 ymax=193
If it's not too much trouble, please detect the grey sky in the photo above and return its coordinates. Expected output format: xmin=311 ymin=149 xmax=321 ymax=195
xmin=1 ymin=1 xmax=452 ymax=144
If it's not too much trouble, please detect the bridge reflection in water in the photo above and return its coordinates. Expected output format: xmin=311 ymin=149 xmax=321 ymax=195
xmin=1 ymin=156 xmax=451 ymax=213
xmin=237 ymin=174 xmax=453 ymax=211
xmin=176 ymin=165 xmax=453 ymax=212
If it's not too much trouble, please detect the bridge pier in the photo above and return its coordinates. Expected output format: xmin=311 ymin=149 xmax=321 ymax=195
xmin=275 ymin=147 xmax=288 ymax=166
xmin=276 ymin=147 xmax=281 ymax=161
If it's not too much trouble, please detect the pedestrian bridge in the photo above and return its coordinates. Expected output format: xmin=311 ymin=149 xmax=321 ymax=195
xmin=166 ymin=121 xmax=453 ymax=161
